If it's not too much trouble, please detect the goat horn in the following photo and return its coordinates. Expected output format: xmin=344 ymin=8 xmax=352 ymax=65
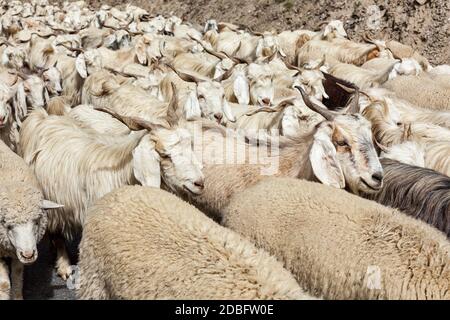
xmin=280 ymin=55 xmax=303 ymax=73
xmin=246 ymin=26 xmax=264 ymax=37
xmin=374 ymin=138 xmax=389 ymax=153
xmin=165 ymin=63 xmax=206 ymax=84
xmin=335 ymin=83 xmax=360 ymax=114
xmin=317 ymin=54 xmax=326 ymax=68
xmin=362 ymin=32 xmax=376 ymax=44
xmin=166 ymin=82 xmax=179 ymax=126
xmin=244 ymin=97 xmax=295 ymax=116
xmin=296 ymin=86 xmax=336 ymax=121
xmin=212 ymin=63 xmax=237 ymax=82
xmin=103 ymin=66 xmax=137 ymax=79
xmin=58 ymin=42 xmax=85 ymax=53
xmin=16 ymin=71 xmax=30 ymax=80
xmin=188 ymin=34 xmax=227 ymax=60
xmin=94 ymin=107 xmax=162 ymax=131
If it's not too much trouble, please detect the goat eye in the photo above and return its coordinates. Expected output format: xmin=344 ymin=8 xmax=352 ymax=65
xmin=336 ymin=140 xmax=349 ymax=147
xmin=396 ymin=122 xmax=403 ymax=126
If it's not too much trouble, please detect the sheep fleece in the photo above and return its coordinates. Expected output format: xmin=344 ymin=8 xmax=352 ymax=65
xmin=78 ymin=185 xmax=313 ymax=300
xmin=222 ymin=177 xmax=450 ymax=300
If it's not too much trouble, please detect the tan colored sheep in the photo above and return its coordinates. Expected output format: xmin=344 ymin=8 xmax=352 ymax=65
xmin=78 ymin=185 xmax=314 ymax=300
xmin=222 ymin=177 xmax=450 ymax=300
xmin=383 ymin=75 xmax=450 ymax=111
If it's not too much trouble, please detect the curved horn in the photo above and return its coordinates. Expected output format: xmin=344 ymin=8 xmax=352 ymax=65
xmin=212 ymin=63 xmax=237 ymax=82
xmin=362 ymin=32 xmax=376 ymax=44
xmin=94 ymin=107 xmax=162 ymax=131
xmin=335 ymin=83 xmax=360 ymax=113
xmin=58 ymin=42 xmax=85 ymax=53
xmin=246 ymin=26 xmax=264 ymax=37
xmin=166 ymin=82 xmax=179 ymax=126
xmin=296 ymin=86 xmax=336 ymax=121
xmin=188 ymin=34 xmax=227 ymax=60
xmin=244 ymin=97 xmax=295 ymax=116
xmin=165 ymin=63 xmax=205 ymax=84
xmin=103 ymin=66 xmax=137 ymax=79
xmin=280 ymin=55 xmax=303 ymax=73
xmin=16 ymin=71 xmax=30 ymax=80
xmin=374 ymin=138 xmax=389 ymax=153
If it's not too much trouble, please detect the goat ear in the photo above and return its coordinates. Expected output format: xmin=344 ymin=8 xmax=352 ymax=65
xmin=184 ymin=91 xmax=202 ymax=120
xmin=310 ymin=123 xmax=345 ymax=189
xmin=222 ymin=98 xmax=235 ymax=122
xmin=75 ymin=54 xmax=88 ymax=78
xmin=44 ymin=87 xmax=50 ymax=104
xmin=14 ymin=82 xmax=27 ymax=120
xmin=132 ymin=135 xmax=161 ymax=187
xmin=1 ymin=50 xmax=10 ymax=66
xmin=103 ymin=34 xmax=116 ymax=48
xmin=233 ymin=74 xmax=250 ymax=105
xmin=135 ymin=41 xmax=148 ymax=65
xmin=323 ymin=24 xmax=333 ymax=38
xmin=255 ymin=38 xmax=264 ymax=58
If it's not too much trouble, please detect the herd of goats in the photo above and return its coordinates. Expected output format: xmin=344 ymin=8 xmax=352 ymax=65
xmin=0 ymin=0 xmax=449 ymax=300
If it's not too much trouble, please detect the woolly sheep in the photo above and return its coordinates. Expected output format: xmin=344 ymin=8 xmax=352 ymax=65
xmin=0 ymin=139 xmax=61 ymax=300
xmin=78 ymin=185 xmax=314 ymax=300
xmin=383 ymin=75 xmax=450 ymax=111
xmin=222 ymin=177 xmax=450 ymax=300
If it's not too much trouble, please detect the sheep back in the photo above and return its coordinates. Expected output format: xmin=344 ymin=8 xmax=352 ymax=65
xmin=223 ymin=177 xmax=450 ymax=300
xmin=78 ymin=185 xmax=312 ymax=300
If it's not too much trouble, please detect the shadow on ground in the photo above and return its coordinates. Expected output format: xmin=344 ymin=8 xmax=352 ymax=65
xmin=23 ymin=235 xmax=80 ymax=300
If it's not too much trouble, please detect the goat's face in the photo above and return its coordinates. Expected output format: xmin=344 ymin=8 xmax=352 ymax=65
xmin=389 ymin=58 xmax=422 ymax=79
xmin=323 ymin=20 xmax=347 ymax=40
xmin=24 ymin=76 xmax=47 ymax=109
xmin=95 ymin=10 xmax=108 ymax=27
xmin=42 ymin=67 xmax=63 ymax=95
xmin=282 ymin=102 xmax=323 ymax=138
xmin=76 ymin=50 xmax=102 ymax=78
xmin=197 ymin=82 xmax=235 ymax=124
xmin=310 ymin=114 xmax=383 ymax=194
xmin=294 ymin=70 xmax=328 ymax=101
xmin=256 ymin=34 xmax=283 ymax=60
xmin=248 ymin=63 xmax=274 ymax=106
xmin=154 ymin=128 xmax=204 ymax=195
xmin=0 ymin=185 xmax=49 ymax=265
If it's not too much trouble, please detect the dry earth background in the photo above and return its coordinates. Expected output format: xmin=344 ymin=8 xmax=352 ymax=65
xmin=79 ymin=0 xmax=450 ymax=65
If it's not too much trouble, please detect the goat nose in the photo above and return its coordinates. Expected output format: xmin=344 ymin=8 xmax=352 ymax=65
xmin=193 ymin=180 xmax=204 ymax=190
xmin=262 ymin=98 xmax=271 ymax=105
xmin=371 ymin=172 xmax=383 ymax=184
xmin=20 ymin=250 xmax=35 ymax=260
xmin=214 ymin=113 xmax=223 ymax=120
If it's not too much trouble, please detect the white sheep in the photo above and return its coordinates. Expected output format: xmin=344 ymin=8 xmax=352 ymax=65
xmin=0 ymin=139 xmax=62 ymax=300
xmin=222 ymin=177 xmax=450 ymax=300
xmin=78 ymin=185 xmax=314 ymax=300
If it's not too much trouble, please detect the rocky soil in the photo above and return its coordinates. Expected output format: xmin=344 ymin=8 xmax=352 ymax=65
xmin=83 ymin=0 xmax=450 ymax=65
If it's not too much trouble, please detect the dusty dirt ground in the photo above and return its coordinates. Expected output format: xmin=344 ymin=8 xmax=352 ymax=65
xmin=81 ymin=0 xmax=450 ymax=65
